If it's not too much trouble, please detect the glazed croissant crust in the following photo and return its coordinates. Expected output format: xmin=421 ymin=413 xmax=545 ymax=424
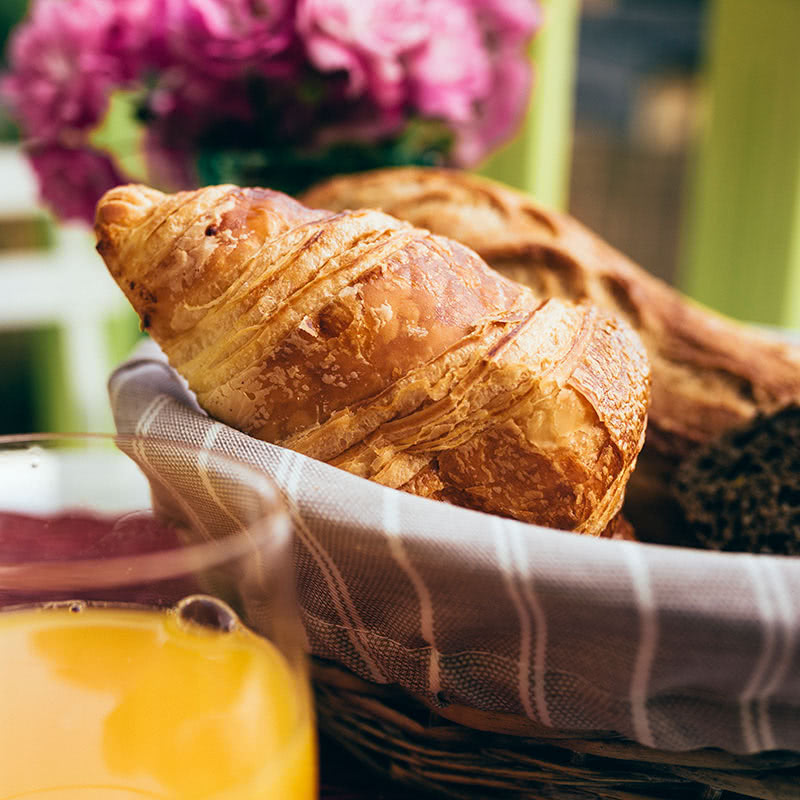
xmin=302 ymin=168 xmax=800 ymax=462
xmin=96 ymin=184 xmax=650 ymax=535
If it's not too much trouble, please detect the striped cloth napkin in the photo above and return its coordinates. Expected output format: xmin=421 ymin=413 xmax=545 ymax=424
xmin=109 ymin=341 xmax=800 ymax=755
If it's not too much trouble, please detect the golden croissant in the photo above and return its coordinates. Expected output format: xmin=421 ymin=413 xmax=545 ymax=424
xmin=96 ymin=184 xmax=650 ymax=535
xmin=302 ymin=167 xmax=800 ymax=463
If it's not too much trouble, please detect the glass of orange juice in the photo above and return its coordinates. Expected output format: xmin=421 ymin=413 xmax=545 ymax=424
xmin=0 ymin=433 xmax=316 ymax=800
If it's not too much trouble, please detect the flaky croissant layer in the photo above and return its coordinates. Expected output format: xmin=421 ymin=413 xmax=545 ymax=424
xmin=301 ymin=167 xmax=800 ymax=462
xmin=96 ymin=184 xmax=650 ymax=535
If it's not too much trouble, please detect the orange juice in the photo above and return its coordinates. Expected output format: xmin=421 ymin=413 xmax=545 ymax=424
xmin=0 ymin=603 xmax=316 ymax=799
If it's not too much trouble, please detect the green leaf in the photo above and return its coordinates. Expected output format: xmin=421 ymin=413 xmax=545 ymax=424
xmin=89 ymin=90 xmax=149 ymax=182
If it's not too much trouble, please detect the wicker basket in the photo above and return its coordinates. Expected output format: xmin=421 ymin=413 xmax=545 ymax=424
xmin=108 ymin=345 xmax=800 ymax=799
xmin=312 ymin=660 xmax=800 ymax=800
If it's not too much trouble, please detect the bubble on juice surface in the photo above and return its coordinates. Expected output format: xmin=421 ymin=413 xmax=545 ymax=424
xmin=175 ymin=594 xmax=239 ymax=632
xmin=40 ymin=599 xmax=86 ymax=614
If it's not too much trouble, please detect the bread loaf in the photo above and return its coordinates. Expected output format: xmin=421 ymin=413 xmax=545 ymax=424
xmin=96 ymin=183 xmax=650 ymax=535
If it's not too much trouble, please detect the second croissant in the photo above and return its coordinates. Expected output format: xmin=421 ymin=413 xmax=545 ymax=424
xmin=95 ymin=184 xmax=650 ymax=536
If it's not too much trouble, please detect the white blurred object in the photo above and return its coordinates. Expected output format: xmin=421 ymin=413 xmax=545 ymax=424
xmin=59 ymin=449 xmax=151 ymax=512
xmin=0 ymin=145 xmax=40 ymax=216
xmin=0 ymin=446 xmax=151 ymax=514
xmin=0 ymin=145 xmax=130 ymax=432
xmin=0 ymin=447 xmax=61 ymax=514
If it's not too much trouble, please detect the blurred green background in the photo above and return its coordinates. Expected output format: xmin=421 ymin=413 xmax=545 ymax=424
xmin=1 ymin=0 xmax=39 ymax=434
xmin=0 ymin=0 xmax=141 ymax=435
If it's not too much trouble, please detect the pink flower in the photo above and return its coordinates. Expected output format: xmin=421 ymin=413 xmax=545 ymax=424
xmin=405 ymin=0 xmax=491 ymax=124
xmin=160 ymin=0 xmax=297 ymax=79
xmin=297 ymin=0 xmax=429 ymax=112
xmin=3 ymin=0 xmax=125 ymax=142
xmin=3 ymin=0 xmax=541 ymax=224
xmin=107 ymin=0 xmax=171 ymax=78
xmin=473 ymin=0 xmax=541 ymax=44
xmin=450 ymin=0 xmax=541 ymax=164
xmin=29 ymin=145 xmax=128 ymax=224
xmin=452 ymin=52 xmax=532 ymax=165
xmin=2 ymin=0 xmax=170 ymax=145
xmin=296 ymin=0 xmax=540 ymax=164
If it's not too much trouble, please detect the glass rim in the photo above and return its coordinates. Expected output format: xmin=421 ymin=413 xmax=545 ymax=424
xmin=0 ymin=431 xmax=292 ymax=592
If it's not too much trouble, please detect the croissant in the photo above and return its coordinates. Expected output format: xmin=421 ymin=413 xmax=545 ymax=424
xmin=95 ymin=184 xmax=650 ymax=535
xmin=301 ymin=168 xmax=800 ymax=463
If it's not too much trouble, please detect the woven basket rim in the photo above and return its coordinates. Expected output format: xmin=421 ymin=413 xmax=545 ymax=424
xmin=313 ymin=658 xmax=800 ymax=800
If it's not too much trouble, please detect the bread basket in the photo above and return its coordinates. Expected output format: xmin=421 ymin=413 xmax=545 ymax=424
xmin=110 ymin=343 xmax=800 ymax=800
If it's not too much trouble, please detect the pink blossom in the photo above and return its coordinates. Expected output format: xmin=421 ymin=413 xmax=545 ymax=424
xmin=2 ymin=0 xmax=169 ymax=145
xmin=2 ymin=0 xmax=541 ymax=225
xmin=29 ymin=145 xmax=128 ymax=224
xmin=296 ymin=0 xmax=429 ymax=112
xmin=3 ymin=0 xmax=126 ymax=142
xmin=405 ymin=0 xmax=491 ymax=124
xmin=107 ymin=0 xmax=171 ymax=78
xmin=452 ymin=53 xmax=532 ymax=165
xmin=472 ymin=0 xmax=542 ymax=46
xmin=296 ymin=0 xmax=540 ymax=165
xmin=450 ymin=0 xmax=541 ymax=164
xmin=159 ymin=0 xmax=297 ymax=79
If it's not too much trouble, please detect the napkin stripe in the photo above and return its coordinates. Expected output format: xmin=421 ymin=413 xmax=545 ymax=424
xmin=624 ymin=544 xmax=657 ymax=748
xmin=108 ymin=361 xmax=138 ymax=409
xmin=507 ymin=518 xmax=551 ymax=727
xmin=198 ymin=423 xmax=248 ymax=530
xmin=135 ymin=393 xmax=212 ymax=541
xmin=383 ymin=490 xmax=442 ymax=697
xmin=280 ymin=449 xmax=387 ymax=684
xmin=739 ymin=556 xmax=777 ymax=752
xmin=756 ymin=559 xmax=795 ymax=752
xmin=136 ymin=392 xmax=169 ymax=436
xmin=492 ymin=517 xmax=535 ymax=721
